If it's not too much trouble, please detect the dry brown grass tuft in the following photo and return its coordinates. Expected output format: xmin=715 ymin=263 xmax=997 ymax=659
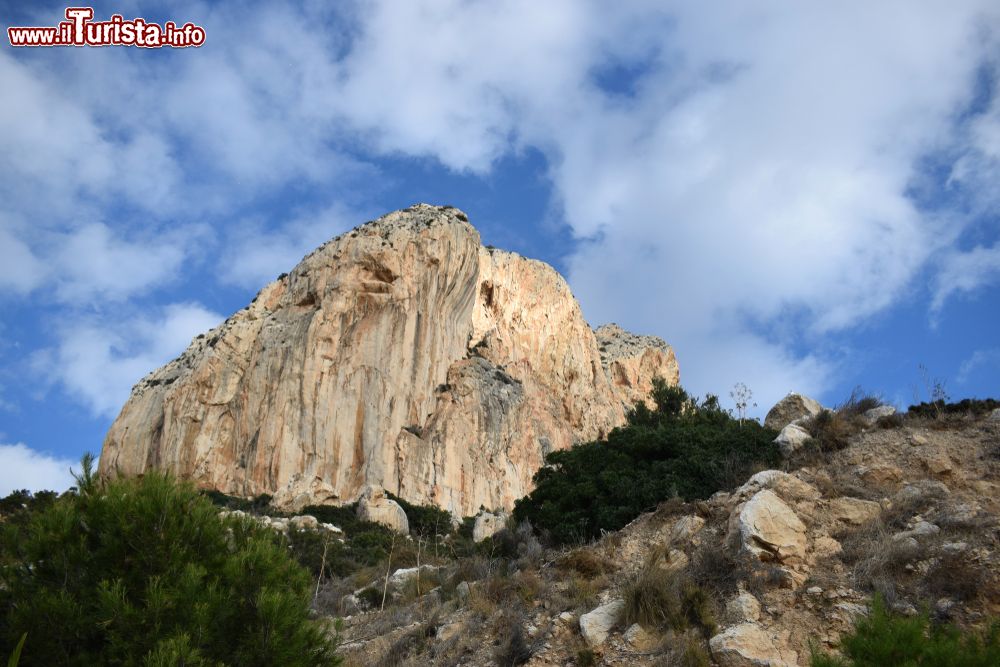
xmin=556 ymin=548 xmax=614 ymax=579
xmin=623 ymin=552 xmax=716 ymax=636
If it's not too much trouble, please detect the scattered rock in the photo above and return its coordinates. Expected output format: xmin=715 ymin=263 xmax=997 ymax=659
xmin=835 ymin=603 xmax=869 ymax=620
xmin=894 ymin=480 xmax=950 ymax=506
xmin=920 ymin=453 xmax=954 ymax=476
xmin=893 ymin=521 xmax=939 ymax=542
xmin=387 ymin=564 xmax=439 ymax=591
xmin=857 ymin=464 xmax=903 ymax=487
xmin=671 ymin=514 xmax=706 ymax=543
xmin=623 ymin=623 xmax=657 ymax=650
xmin=289 ymin=514 xmax=319 ymax=531
xmin=709 ymin=623 xmax=798 ymax=667
xmin=774 ymin=423 xmax=812 ymax=456
xmin=764 ymin=393 xmax=824 ymax=431
xmin=732 ymin=490 xmax=808 ymax=565
xmin=940 ymin=542 xmax=968 ymax=556
xmin=828 ymin=497 xmax=882 ymax=525
xmin=472 ymin=510 xmax=508 ymax=542
xmin=341 ymin=593 xmax=362 ymax=615
xmin=455 ymin=581 xmax=471 ymax=600
xmin=863 ymin=405 xmax=896 ymax=423
xmin=580 ymin=599 xmax=624 ymax=647
xmin=735 ymin=470 xmax=821 ymax=504
xmin=357 ymin=485 xmax=409 ymax=534
xmin=988 ymin=408 xmax=1000 ymax=422
xmin=726 ymin=592 xmax=762 ymax=623
xmin=662 ymin=548 xmax=690 ymax=572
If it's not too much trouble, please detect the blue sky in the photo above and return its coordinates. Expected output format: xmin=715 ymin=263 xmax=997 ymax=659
xmin=1 ymin=1 xmax=999 ymax=494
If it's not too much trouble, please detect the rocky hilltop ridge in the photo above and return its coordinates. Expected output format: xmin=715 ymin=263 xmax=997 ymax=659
xmin=100 ymin=204 xmax=678 ymax=515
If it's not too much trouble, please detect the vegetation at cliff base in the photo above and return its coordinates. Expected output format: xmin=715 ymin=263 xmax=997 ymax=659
xmin=0 ymin=455 xmax=340 ymax=667
xmin=811 ymin=596 xmax=1000 ymax=666
xmin=513 ymin=380 xmax=780 ymax=544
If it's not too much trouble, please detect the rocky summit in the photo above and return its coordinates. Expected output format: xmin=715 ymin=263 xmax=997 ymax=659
xmin=99 ymin=204 xmax=678 ymax=515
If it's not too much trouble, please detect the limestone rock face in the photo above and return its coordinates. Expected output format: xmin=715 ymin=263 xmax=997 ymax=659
xmin=100 ymin=205 xmax=679 ymax=515
xmin=594 ymin=323 xmax=679 ymax=409
xmin=357 ymin=486 xmax=409 ymax=534
xmin=764 ymin=393 xmax=823 ymax=430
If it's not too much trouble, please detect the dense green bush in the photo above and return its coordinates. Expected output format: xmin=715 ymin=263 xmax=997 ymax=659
xmin=0 ymin=455 xmax=339 ymax=666
xmin=513 ymin=381 xmax=779 ymax=544
xmin=811 ymin=596 xmax=1000 ymax=666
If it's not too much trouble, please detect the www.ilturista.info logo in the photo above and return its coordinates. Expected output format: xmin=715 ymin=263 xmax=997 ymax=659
xmin=8 ymin=7 xmax=206 ymax=48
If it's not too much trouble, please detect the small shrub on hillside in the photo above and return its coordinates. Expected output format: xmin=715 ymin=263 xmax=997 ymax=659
xmin=557 ymin=549 xmax=613 ymax=579
xmin=495 ymin=610 xmax=533 ymax=666
xmin=810 ymin=595 xmax=1000 ymax=666
xmin=876 ymin=413 xmax=905 ymax=429
xmin=661 ymin=633 xmax=712 ymax=667
xmin=907 ymin=398 xmax=1000 ymax=420
xmin=514 ymin=380 xmax=779 ymax=544
xmin=806 ymin=410 xmax=859 ymax=452
xmin=0 ymin=455 xmax=339 ymax=666
xmin=202 ymin=489 xmax=274 ymax=513
xmin=623 ymin=557 xmax=716 ymax=636
xmin=837 ymin=387 xmax=885 ymax=417
xmin=925 ymin=552 xmax=985 ymax=603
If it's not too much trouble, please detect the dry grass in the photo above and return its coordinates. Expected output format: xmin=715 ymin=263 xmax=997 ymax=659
xmin=689 ymin=537 xmax=778 ymax=598
xmin=622 ymin=552 xmax=716 ymax=636
xmin=494 ymin=609 xmax=534 ymax=666
xmin=925 ymin=552 xmax=985 ymax=603
xmin=556 ymin=548 xmax=614 ymax=579
xmin=468 ymin=569 xmax=545 ymax=618
xmin=652 ymin=632 xmax=712 ymax=667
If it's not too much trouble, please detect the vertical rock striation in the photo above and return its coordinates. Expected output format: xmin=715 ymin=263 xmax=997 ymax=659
xmin=101 ymin=205 xmax=679 ymax=515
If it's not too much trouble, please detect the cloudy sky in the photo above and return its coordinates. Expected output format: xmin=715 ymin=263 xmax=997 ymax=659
xmin=2 ymin=1 xmax=999 ymax=494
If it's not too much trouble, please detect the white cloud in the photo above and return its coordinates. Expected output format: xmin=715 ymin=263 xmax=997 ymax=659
xmin=0 ymin=443 xmax=77 ymax=495
xmin=52 ymin=223 xmax=190 ymax=302
xmin=957 ymin=347 xmax=1000 ymax=384
xmin=0 ymin=225 xmax=46 ymax=295
xmin=328 ymin=0 xmax=1000 ymax=406
xmin=932 ymin=244 xmax=1000 ymax=313
xmin=5 ymin=0 xmax=1000 ymax=417
xmin=219 ymin=202 xmax=360 ymax=289
xmin=35 ymin=303 xmax=223 ymax=418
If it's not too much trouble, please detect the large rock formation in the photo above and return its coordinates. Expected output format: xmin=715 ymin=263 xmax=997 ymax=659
xmin=100 ymin=205 xmax=678 ymax=515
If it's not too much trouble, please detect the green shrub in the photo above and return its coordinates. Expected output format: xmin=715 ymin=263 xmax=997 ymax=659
xmin=0 ymin=455 xmax=339 ymax=667
xmin=0 ymin=490 xmax=57 ymax=526
xmin=907 ymin=398 xmax=1000 ymax=419
xmin=513 ymin=380 xmax=779 ymax=544
xmin=385 ymin=492 xmax=455 ymax=539
xmin=202 ymin=489 xmax=274 ymax=513
xmin=811 ymin=595 xmax=1000 ymax=666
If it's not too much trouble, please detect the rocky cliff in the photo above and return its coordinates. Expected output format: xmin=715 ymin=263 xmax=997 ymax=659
xmin=100 ymin=205 xmax=678 ymax=515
